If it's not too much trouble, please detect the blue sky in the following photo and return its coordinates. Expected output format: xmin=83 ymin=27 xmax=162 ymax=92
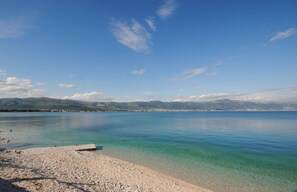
xmin=0 ymin=0 xmax=296 ymax=102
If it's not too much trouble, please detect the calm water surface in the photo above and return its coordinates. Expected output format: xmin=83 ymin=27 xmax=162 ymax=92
xmin=0 ymin=112 xmax=296 ymax=192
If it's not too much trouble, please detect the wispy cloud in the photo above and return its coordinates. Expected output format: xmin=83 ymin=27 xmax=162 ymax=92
xmin=270 ymin=28 xmax=297 ymax=42
xmin=0 ymin=15 xmax=35 ymax=39
xmin=205 ymin=60 xmax=224 ymax=76
xmin=0 ymin=76 xmax=44 ymax=97
xmin=131 ymin=69 xmax=146 ymax=75
xmin=35 ymin=82 xmax=44 ymax=86
xmin=109 ymin=0 xmax=179 ymax=53
xmin=0 ymin=70 xmax=6 ymax=76
xmin=62 ymin=91 xmax=112 ymax=101
xmin=182 ymin=68 xmax=206 ymax=78
xmin=156 ymin=0 xmax=178 ymax=20
xmin=145 ymin=17 xmax=156 ymax=31
xmin=189 ymin=93 xmax=244 ymax=101
xmin=172 ymin=67 xmax=206 ymax=80
xmin=110 ymin=19 xmax=152 ymax=53
xmin=205 ymin=71 xmax=218 ymax=76
xmin=212 ymin=60 xmax=224 ymax=67
xmin=58 ymin=83 xmax=76 ymax=88
xmin=172 ymin=57 xmax=233 ymax=80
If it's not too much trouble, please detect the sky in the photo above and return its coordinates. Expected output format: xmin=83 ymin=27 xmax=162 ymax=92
xmin=0 ymin=0 xmax=296 ymax=102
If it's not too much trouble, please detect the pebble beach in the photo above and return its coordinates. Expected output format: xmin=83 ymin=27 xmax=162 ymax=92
xmin=0 ymin=146 xmax=211 ymax=192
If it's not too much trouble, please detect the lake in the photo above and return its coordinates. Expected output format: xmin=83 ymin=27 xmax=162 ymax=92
xmin=0 ymin=111 xmax=296 ymax=192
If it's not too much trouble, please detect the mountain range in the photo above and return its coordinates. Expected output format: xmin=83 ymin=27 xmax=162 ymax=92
xmin=0 ymin=97 xmax=296 ymax=112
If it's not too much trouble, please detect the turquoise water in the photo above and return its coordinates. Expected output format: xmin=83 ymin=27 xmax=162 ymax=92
xmin=0 ymin=112 xmax=296 ymax=192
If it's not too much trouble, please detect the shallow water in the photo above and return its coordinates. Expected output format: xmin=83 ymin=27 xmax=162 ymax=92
xmin=0 ymin=112 xmax=296 ymax=192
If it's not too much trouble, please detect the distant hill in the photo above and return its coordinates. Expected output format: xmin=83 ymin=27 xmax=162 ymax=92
xmin=0 ymin=97 xmax=296 ymax=112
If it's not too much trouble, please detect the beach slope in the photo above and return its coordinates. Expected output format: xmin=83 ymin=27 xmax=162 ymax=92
xmin=0 ymin=146 xmax=211 ymax=192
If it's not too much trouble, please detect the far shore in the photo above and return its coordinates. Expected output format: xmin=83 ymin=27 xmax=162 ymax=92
xmin=1 ymin=109 xmax=297 ymax=112
xmin=0 ymin=145 xmax=211 ymax=192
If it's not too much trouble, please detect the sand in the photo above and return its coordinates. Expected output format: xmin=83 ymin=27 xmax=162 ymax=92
xmin=0 ymin=146 xmax=211 ymax=192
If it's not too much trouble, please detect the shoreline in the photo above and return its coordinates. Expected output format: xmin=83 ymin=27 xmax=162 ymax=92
xmin=0 ymin=145 xmax=211 ymax=192
xmin=1 ymin=110 xmax=297 ymax=112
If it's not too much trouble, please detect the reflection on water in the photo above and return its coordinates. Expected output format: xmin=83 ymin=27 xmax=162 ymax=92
xmin=0 ymin=113 xmax=105 ymax=130
xmin=0 ymin=113 xmax=106 ymax=148
xmin=0 ymin=111 xmax=296 ymax=192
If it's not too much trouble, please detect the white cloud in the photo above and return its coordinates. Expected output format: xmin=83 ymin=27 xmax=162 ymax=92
xmin=270 ymin=28 xmax=297 ymax=42
xmin=0 ymin=16 xmax=34 ymax=39
xmin=173 ymin=95 xmax=187 ymax=102
xmin=189 ymin=93 xmax=243 ymax=101
xmin=62 ymin=91 xmax=112 ymax=101
xmin=131 ymin=69 xmax=146 ymax=75
xmin=156 ymin=0 xmax=178 ymax=20
xmin=110 ymin=19 xmax=152 ymax=53
xmin=0 ymin=76 xmax=44 ymax=97
xmin=172 ymin=67 xmax=206 ymax=80
xmin=145 ymin=17 xmax=156 ymax=31
xmin=59 ymin=83 xmax=76 ymax=88
xmin=179 ymin=87 xmax=297 ymax=102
